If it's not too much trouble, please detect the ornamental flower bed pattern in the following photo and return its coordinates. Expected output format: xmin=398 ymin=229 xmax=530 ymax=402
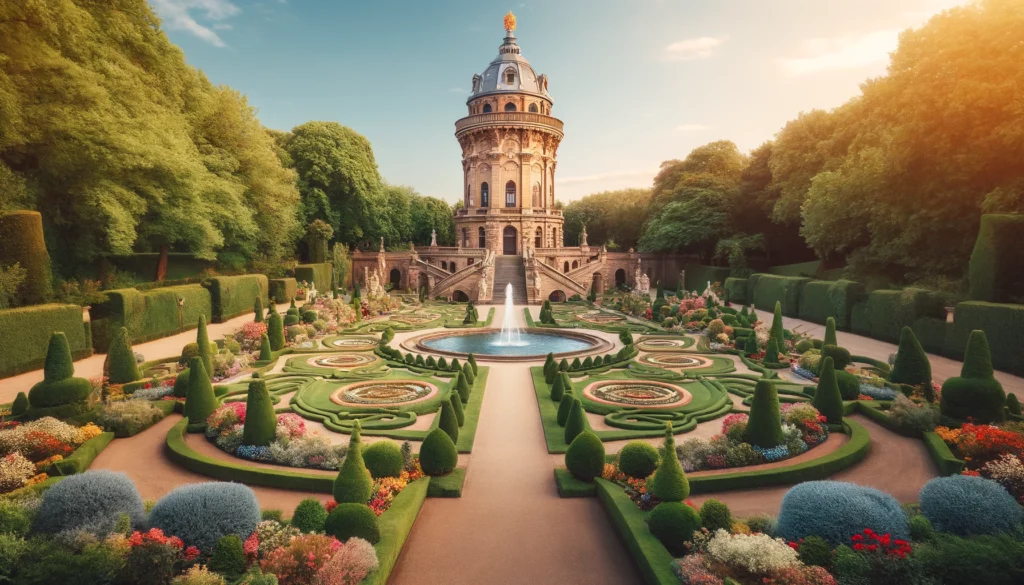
xmin=206 ymin=403 xmax=347 ymax=470
xmin=937 ymin=422 xmax=1024 ymax=503
xmin=0 ymin=418 xmax=102 ymax=493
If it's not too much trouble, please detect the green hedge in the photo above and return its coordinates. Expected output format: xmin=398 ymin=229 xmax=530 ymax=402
xmin=426 ymin=468 xmax=466 ymax=498
xmin=751 ymin=274 xmax=811 ymax=316
xmin=723 ymin=277 xmax=748 ymax=305
xmin=798 ymin=280 xmax=866 ymax=329
xmin=683 ymin=264 xmax=730 ymax=293
xmin=104 ymin=253 xmax=215 ymax=282
xmin=364 ymin=478 xmax=429 ymax=585
xmin=269 ymin=278 xmax=298 ymax=303
xmin=850 ymin=288 xmax=945 ymax=343
xmin=49 ymin=431 xmax=115 ymax=476
xmin=293 ymin=263 xmax=333 ymax=292
xmin=204 ymin=275 xmax=269 ymax=323
xmin=767 ymin=260 xmax=821 ymax=277
xmin=945 ymin=302 xmax=1024 ymax=375
xmin=922 ymin=432 xmax=966 ymax=476
xmin=91 ymin=285 xmax=211 ymax=351
xmin=0 ymin=210 xmax=52 ymax=305
xmin=911 ymin=317 xmax=950 ymax=355
xmin=0 ymin=304 xmax=92 ymax=378
xmin=968 ymin=214 xmax=1024 ymax=304
xmin=595 ymin=478 xmax=678 ymax=585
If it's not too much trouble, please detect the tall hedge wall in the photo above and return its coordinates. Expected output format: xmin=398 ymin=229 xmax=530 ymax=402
xmin=0 ymin=304 xmax=92 ymax=378
xmin=0 ymin=211 xmax=52 ymax=305
xmin=850 ymin=288 xmax=945 ymax=343
xmin=751 ymin=274 xmax=810 ymax=316
xmin=798 ymin=280 xmax=867 ymax=329
xmin=293 ymin=263 xmax=332 ymax=292
xmin=104 ymin=253 xmax=215 ymax=282
xmin=269 ymin=278 xmax=298 ymax=303
xmin=204 ymin=275 xmax=269 ymax=323
xmin=945 ymin=302 xmax=1024 ymax=376
xmin=683 ymin=264 xmax=730 ymax=293
xmin=968 ymin=214 xmax=1024 ymax=304
xmin=723 ymin=277 xmax=748 ymax=305
xmin=90 ymin=285 xmax=211 ymax=351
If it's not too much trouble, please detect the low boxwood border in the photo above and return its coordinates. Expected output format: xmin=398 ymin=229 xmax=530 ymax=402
xmin=426 ymin=468 xmax=466 ymax=498
xmin=48 ymin=431 xmax=115 ymax=476
xmin=595 ymin=478 xmax=676 ymax=585
xmin=554 ymin=468 xmax=599 ymax=498
xmin=922 ymin=431 xmax=965 ymax=475
xmin=365 ymin=477 xmax=429 ymax=585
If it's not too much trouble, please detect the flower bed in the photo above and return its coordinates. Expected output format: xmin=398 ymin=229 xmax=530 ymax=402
xmin=0 ymin=417 xmax=103 ymax=493
xmin=206 ymin=403 xmax=348 ymax=470
xmin=936 ymin=422 xmax=1024 ymax=503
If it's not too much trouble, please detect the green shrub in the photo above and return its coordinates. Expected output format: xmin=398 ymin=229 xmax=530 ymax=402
xmin=683 ymin=264 xmax=730 ymax=293
xmin=821 ymin=344 xmax=851 ymax=371
xmin=455 ymin=371 xmax=471 ymax=403
xmin=291 ymin=498 xmax=328 ymax=533
xmin=283 ymin=314 xmax=300 ymax=326
xmin=744 ymin=380 xmax=783 ymax=448
xmin=565 ymin=430 xmax=604 ymax=481
xmin=0 ymin=499 xmax=31 ymax=536
xmin=797 ymin=535 xmax=833 ymax=568
xmin=462 ymin=362 xmax=475 ymax=385
xmin=437 ymin=357 xmax=448 ymax=370
xmin=556 ymin=390 xmax=574 ymax=427
xmin=449 ymin=391 xmax=465 ymax=427
xmin=0 ymin=211 xmax=51 ymax=305
xmin=96 ymin=400 xmax=165 ymax=437
xmin=301 ymin=310 xmax=317 ymax=324
xmin=699 ymin=499 xmax=732 ymax=533
xmin=419 ymin=428 xmax=458 ymax=476
xmin=745 ymin=330 xmax=758 ymax=357
xmin=851 ymin=288 xmax=945 ymax=343
xmin=196 ymin=315 xmax=213 ymax=376
xmin=183 ymin=358 xmax=218 ymax=426
xmin=11 ymin=392 xmax=28 ymax=416
xmin=550 ymin=373 xmax=565 ymax=402
xmin=811 ymin=357 xmax=844 ymax=424
xmin=362 ymin=441 xmax=404 ymax=479
xmin=208 ymin=535 xmax=245 ymax=578
xmin=90 ymin=284 xmax=211 ymax=352
xmin=941 ymin=330 xmax=1006 ymax=423
xmin=333 ymin=421 xmax=373 ymax=503
xmin=798 ymin=280 xmax=866 ymax=329
xmin=32 ymin=470 xmax=145 ymax=537
xmin=204 ymin=275 xmax=269 ymax=323
xmin=1007 ymin=393 xmax=1022 ymax=416
xmin=559 ymin=358 xmax=568 ymax=371
xmin=27 ymin=332 xmax=92 ymax=409
xmin=106 ymin=326 xmax=141 ymax=384
xmin=0 ymin=304 xmax=92 ymax=378
xmin=570 ymin=357 xmax=582 ymax=371
xmin=909 ymin=514 xmax=934 ymax=543
xmin=242 ymin=380 xmax=276 ymax=447
xmin=648 ymin=502 xmax=701 ymax=555
xmin=293 ymin=263 xmax=332 ymax=292
xmin=325 ymin=502 xmax=380 ymax=544
xmin=946 ymin=301 xmax=1024 ymax=375
xmin=915 ymin=533 xmax=1024 ymax=585
xmin=267 ymin=312 xmax=284 ymax=351
xmin=468 ymin=353 xmax=478 ymax=375
xmin=968 ymin=214 xmax=1024 ymax=304
xmin=764 ymin=338 xmax=780 ymax=364
xmin=795 ymin=339 xmax=813 ymax=353
xmin=426 ymin=356 xmax=436 ymax=368
xmin=752 ymin=275 xmax=810 ymax=316
xmin=253 ymin=296 xmax=264 ymax=323
xmin=824 ymin=317 xmax=837 ymax=347
xmin=835 ymin=370 xmax=861 ymax=400
xmin=889 ymin=326 xmax=931 ymax=388
xmin=436 ymin=401 xmax=460 ymax=444
xmin=770 ymin=301 xmax=785 ymax=347
xmin=617 ymin=441 xmax=660 ymax=479
xmin=564 ymin=398 xmax=588 ymax=444
xmin=258 ymin=334 xmax=272 ymax=362
xmin=649 ymin=424 xmax=689 ymax=502
xmin=723 ymin=277 xmax=748 ymax=305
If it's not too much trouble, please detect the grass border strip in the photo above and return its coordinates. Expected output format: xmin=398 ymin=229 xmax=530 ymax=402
xmin=595 ymin=478 xmax=677 ymax=585
xmin=426 ymin=468 xmax=466 ymax=498
xmin=365 ymin=477 xmax=429 ymax=585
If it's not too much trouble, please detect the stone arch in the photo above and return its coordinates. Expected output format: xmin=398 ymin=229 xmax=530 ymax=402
xmin=504 ymin=102 xmax=517 ymax=112
xmin=615 ymin=268 xmax=626 ymax=287
xmin=571 ymin=260 xmax=579 ymax=269
xmin=483 ymin=103 xmax=492 ymax=113
xmin=529 ymin=103 xmax=538 ymax=113
xmin=535 ymin=227 xmax=542 ymax=248
xmin=592 ymin=272 xmax=604 ymax=294
xmin=441 ymin=260 xmax=448 ymax=270
xmin=449 ymin=261 xmax=457 ymax=273
xmin=478 ymin=226 xmax=486 ymax=248
xmin=563 ymin=261 xmax=570 ymax=273
xmin=504 ymin=180 xmax=516 ymax=207
xmin=548 ymin=290 xmax=566 ymax=303
xmin=503 ymin=225 xmax=518 ymax=255
xmin=389 ymin=268 xmax=401 ymax=289
xmin=453 ymin=290 xmax=469 ymax=302
xmin=532 ymin=181 xmax=541 ymax=207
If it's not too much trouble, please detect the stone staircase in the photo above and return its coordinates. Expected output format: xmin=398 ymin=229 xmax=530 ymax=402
xmin=491 ymin=256 xmax=527 ymax=303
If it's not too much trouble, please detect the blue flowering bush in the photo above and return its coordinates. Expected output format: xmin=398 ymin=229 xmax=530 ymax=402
xmin=148 ymin=482 xmax=261 ymax=551
xmin=919 ymin=475 xmax=1023 ymax=536
xmin=236 ymin=445 xmax=273 ymax=462
xmin=32 ymin=470 xmax=145 ymax=537
xmin=775 ymin=481 xmax=909 ymax=546
xmin=859 ymin=384 xmax=897 ymax=400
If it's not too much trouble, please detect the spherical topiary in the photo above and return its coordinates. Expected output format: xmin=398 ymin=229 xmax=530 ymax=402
xmin=324 ymin=503 xmax=380 ymax=544
xmin=795 ymin=339 xmax=814 ymax=354
xmin=449 ymin=391 xmax=465 ymax=427
xmin=11 ymin=392 xmax=28 ymax=416
xmin=32 ymin=470 xmax=145 ymax=537
xmin=649 ymin=424 xmax=689 ymax=502
xmin=179 ymin=342 xmax=201 ymax=367
xmin=334 ymin=421 xmax=373 ymax=504
xmin=301 ymin=310 xmax=318 ymax=324
xmin=775 ymin=481 xmax=909 ymax=546
xmin=242 ymin=379 xmax=276 ymax=447
xmin=291 ymin=498 xmax=329 ymax=534
xmin=27 ymin=332 xmax=91 ymax=408
xmin=699 ymin=499 xmax=732 ymax=533
xmin=456 ymin=371 xmax=471 ymax=403
xmin=267 ymin=311 xmax=285 ymax=351
xmin=148 ymin=482 xmax=261 ymax=551
xmin=908 ymin=514 xmax=934 ymax=543
xmin=835 ymin=370 xmax=861 ymax=401
xmin=888 ymin=326 xmax=931 ymax=388
xmin=648 ymin=502 xmax=701 ymax=555
xmin=438 ymin=400 xmax=459 ymax=443
xmin=797 ymin=535 xmax=833 ymax=568
xmin=106 ymin=327 xmax=141 ymax=384
xmin=284 ymin=314 xmax=300 ymax=326
xmin=183 ymin=358 xmax=218 ymax=426
xmin=565 ymin=430 xmax=604 ymax=481
xmin=362 ymin=440 xmax=404 ymax=479
xmin=209 ymin=534 xmax=246 ymax=577
xmin=919 ymin=475 xmax=1023 ymax=536
xmin=418 ymin=428 xmax=458 ymax=476
xmin=821 ymin=344 xmax=851 ymax=371
xmin=563 ymin=398 xmax=588 ymax=445
xmin=744 ymin=380 xmax=784 ymax=449
xmin=941 ymin=330 xmax=1006 ymax=424
xmin=549 ymin=373 xmax=565 ymax=402
xmin=811 ymin=357 xmax=844 ymax=424
xmin=556 ymin=390 xmax=574 ymax=427
xmin=617 ymin=441 xmax=660 ymax=479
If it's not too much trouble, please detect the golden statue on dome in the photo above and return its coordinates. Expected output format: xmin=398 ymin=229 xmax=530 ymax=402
xmin=504 ymin=11 xmax=516 ymax=32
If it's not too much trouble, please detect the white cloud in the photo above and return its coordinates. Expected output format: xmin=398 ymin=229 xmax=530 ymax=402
xmin=662 ymin=37 xmax=726 ymax=61
xmin=676 ymin=124 xmax=710 ymax=132
xmin=150 ymin=0 xmax=241 ymax=48
xmin=779 ymin=30 xmax=899 ymax=76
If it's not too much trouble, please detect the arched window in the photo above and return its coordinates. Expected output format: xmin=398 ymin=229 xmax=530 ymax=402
xmin=481 ymin=182 xmax=489 ymax=207
xmin=504 ymin=68 xmax=516 ymax=84
xmin=465 ymin=184 xmax=471 ymax=207
xmin=505 ymin=181 xmax=516 ymax=207
xmin=532 ymin=182 xmax=541 ymax=207
xmin=478 ymin=227 xmax=486 ymax=248
xmin=504 ymin=102 xmax=517 ymax=112
xmin=449 ymin=262 xmax=457 ymax=273
xmin=482 ymin=103 xmax=492 ymax=113
xmin=529 ymin=103 xmax=538 ymax=113
xmin=535 ymin=227 xmax=542 ymax=248
xmin=462 ymin=228 xmax=468 ymax=247
xmin=441 ymin=261 xmax=448 ymax=270
xmin=571 ymin=260 xmax=579 ymax=270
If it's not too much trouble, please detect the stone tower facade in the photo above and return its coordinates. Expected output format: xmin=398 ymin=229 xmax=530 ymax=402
xmin=454 ymin=13 xmax=564 ymax=257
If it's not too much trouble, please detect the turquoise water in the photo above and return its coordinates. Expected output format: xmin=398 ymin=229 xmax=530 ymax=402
xmin=422 ymin=331 xmax=593 ymax=357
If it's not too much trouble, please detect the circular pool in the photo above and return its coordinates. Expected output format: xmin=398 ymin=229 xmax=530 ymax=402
xmin=404 ymin=328 xmax=612 ymax=361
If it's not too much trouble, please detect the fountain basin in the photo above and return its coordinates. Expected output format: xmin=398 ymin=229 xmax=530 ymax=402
xmin=403 ymin=328 xmax=613 ymax=362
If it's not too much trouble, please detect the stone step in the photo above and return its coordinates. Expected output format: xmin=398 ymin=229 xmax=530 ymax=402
xmin=492 ymin=256 xmax=527 ymax=302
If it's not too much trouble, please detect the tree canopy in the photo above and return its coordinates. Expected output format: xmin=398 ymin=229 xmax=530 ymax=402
xmin=562 ymin=188 xmax=651 ymax=250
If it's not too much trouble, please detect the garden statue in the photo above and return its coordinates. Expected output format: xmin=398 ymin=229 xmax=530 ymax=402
xmin=308 ymin=283 xmax=317 ymax=302
xmin=430 ymin=229 xmax=438 ymax=247
xmin=702 ymin=281 xmax=722 ymax=306
xmin=580 ymin=224 xmax=588 ymax=246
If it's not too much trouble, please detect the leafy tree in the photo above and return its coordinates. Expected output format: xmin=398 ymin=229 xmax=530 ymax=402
xmin=563 ymin=188 xmax=652 ymax=250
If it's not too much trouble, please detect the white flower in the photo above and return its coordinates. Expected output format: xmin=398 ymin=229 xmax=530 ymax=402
xmin=705 ymin=529 xmax=800 ymax=575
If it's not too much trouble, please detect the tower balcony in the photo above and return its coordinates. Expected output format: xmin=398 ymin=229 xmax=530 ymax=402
xmin=456 ymin=207 xmax=563 ymax=218
xmin=455 ymin=112 xmax=564 ymax=139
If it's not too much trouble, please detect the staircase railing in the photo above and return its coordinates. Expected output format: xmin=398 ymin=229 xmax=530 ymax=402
xmin=431 ymin=250 xmax=494 ymax=296
xmin=530 ymin=257 xmax=588 ymax=296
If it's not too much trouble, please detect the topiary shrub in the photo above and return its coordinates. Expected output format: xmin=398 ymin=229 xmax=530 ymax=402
xmin=174 ymin=368 xmax=191 ymax=398
xmin=565 ymin=430 xmax=604 ymax=481
xmin=362 ymin=440 xmax=404 ymax=479
xmin=242 ymin=380 xmax=276 ymax=447
xmin=744 ymin=380 xmax=783 ymax=448
xmin=763 ymin=338 xmax=781 ymax=365
xmin=284 ymin=314 xmax=300 ymax=326
xmin=563 ymin=398 xmax=588 ymax=445
xmin=648 ymin=502 xmax=701 ymax=556
xmin=649 ymin=424 xmax=689 ymax=502
xmin=267 ymin=311 xmax=285 ymax=351
xmin=811 ymin=357 xmax=844 ymax=424
xmin=254 ymin=297 xmax=264 ymax=323
xmin=745 ymin=330 xmax=759 ymax=357
xmin=449 ymin=391 xmax=465 ymax=427
xmin=106 ymin=326 xmax=141 ymax=384
xmin=148 ymin=482 xmax=261 ymax=551
xmin=11 ymin=392 xmax=28 ymax=416
xmin=699 ymin=499 xmax=732 ymax=533
xmin=821 ymin=344 xmax=851 ymax=371
xmin=291 ymin=498 xmax=328 ymax=534
xmin=462 ymin=362 xmax=475 ymax=385
xmin=795 ymin=339 xmax=814 ymax=353
xmin=437 ymin=357 xmax=448 ymax=371
xmin=1007 ymin=393 xmax=1022 ymax=416
xmin=770 ymin=301 xmax=785 ymax=348
xmin=823 ymin=317 xmax=838 ymax=347
xmin=914 ymin=532 xmax=1024 ymax=585
xmin=941 ymin=330 xmax=1006 ymax=423
xmin=775 ymin=481 xmax=909 ymax=546
xmin=438 ymin=400 xmax=459 ymax=443
xmin=209 ymin=534 xmax=246 ymax=578
xmin=455 ymin=371 xmax=471 ymax=403
xmin=919 ymin=475 xmax=1022 ymax=536
xmin=617 ymin=441 xmax=660 ymax=479
xmin=27 ymin=332 xmax=92 ymax=409
xmin=468 ymin=353 xmax=478 ymax=375
xmin=196 ymin=315 xmax=214 ymax=377
xmin=549 ymin=373 xmax=565 ymax=402
xmin=888 ymin=326 xmax=931 ymax=388
xmin=324 ymin=503 xmax=380 ymax=544
xmin=909 ymin=514 xmax=934 ymax=543
xmin=301 ymin=310 xmax=318 ymax=324
xmin=835 ymin=370 xmax=861 ymax=400
xmin=556 ymin=390 xmax=574 ymax=427
xmin=333 ymin=421 xmax=373 ymax=504
xmin=184 ymin=358 xmax=218 ymax=426
xmin=32 ymin=470 xmax=145 ymax=537
xmin=259 ymin=334 xmax=272 ymax=361
xmin=797 ymin=535 xmax=833 ymax=568
xmin=419 ymin=428 xmax=457 ymax=476
xmin=559 ymin=358 xmax=568 ymax=371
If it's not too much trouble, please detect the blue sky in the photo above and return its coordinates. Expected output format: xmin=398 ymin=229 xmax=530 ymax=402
xmin=150 ymin=0 xmax=968 ymax=202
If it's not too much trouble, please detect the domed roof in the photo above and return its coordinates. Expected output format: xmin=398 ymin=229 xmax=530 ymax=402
xmin=471 ymin=23 xmax=549 ymax=99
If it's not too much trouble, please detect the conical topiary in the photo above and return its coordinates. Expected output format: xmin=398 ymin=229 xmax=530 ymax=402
xmin=106 ymin=326 xmax=141 ymax=384
xmin=415 ymin=355 xmax=425 ymax=367
xmin=744 ymin=380 xmax=784 ymax=448
xmin=254 ymin=297 xmax=264 ymax=323
xmin=426 ymin=356 xmax=436 ymax=368
xmin=565 ymin=430 xmax=605 ymax=481
xmin=183 ymin=358 xmax=218 ymax=425
xmin=561 ymin=373 xmax=574 ymax=395
xmin=558 ymin=358 xmax=568 ymax=372
xmin=334 ymin=421 xmax=373 ymax=504
xmin=439 ymin=400 xmax=459 ymax=443
xmin=941 ymin=330 xmax=1006 ymax=423
xmin=648 ymin=423 xmax=689 ymax=502
xmin=438 ymin=357 xmax=448 ymax=371
xmin=812 ymin=357 xmax=844 ymax=424
xmin=258 ymin=334 xmax=272 ymax=361
xmin=462 ymin=362 xmax=475 ymax=385
xmin=450 ymin=391 xmax=465 ymax=426
xmin=746 ymin=330 xmax=759 ymax=357
xmin=1006 ymin=393 xmax=1021 ymax=416
xmin=764 ymin=338 xmax=780 ymax=364
xmin=824 ymin=317 xmax=837 ymax=348
xmin=242 ymin=379 xmax=276 ymax=446
xmin=173 ymin=368 xmax=190 ymax=398
xmin=419 ymin=428 xmax=458 ymax=476
xmin=196 ymin=315 xmax=214 ymax=377
xmin=564 ymin=398 xmax=588 ymax=444
xmin=545 ymin=353 xmax=555 ymax=372
xmin=770 ymin=301 xmax=785 ymax=348
xmin=450 ymin=358 xmax=461 ymax=373
xmin=456 ymin=371 xmax=471 ymax=403
xmin=889 ymin=326 xmax=931 ymax=388
xmin=556 ymin=390 xmax=575 ymax=427
xmin=544 ymin=360 xmax=557 ymax=384
xmin=550 ymin=373 xmax=565 ymax=402
xmin=468 ymin=353 xmax=478 ymax=375
xmin=43 ymin=331 xmax=74 ymax=382
xmin=11 ymin=392 xmax=28 ymax=416
xmin=570 ymin=357 xmax=582 ymax=371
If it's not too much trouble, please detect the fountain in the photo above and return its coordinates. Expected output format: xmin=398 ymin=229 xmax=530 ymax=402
xmin=494 ymin=282 xmax=526 ymax=347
